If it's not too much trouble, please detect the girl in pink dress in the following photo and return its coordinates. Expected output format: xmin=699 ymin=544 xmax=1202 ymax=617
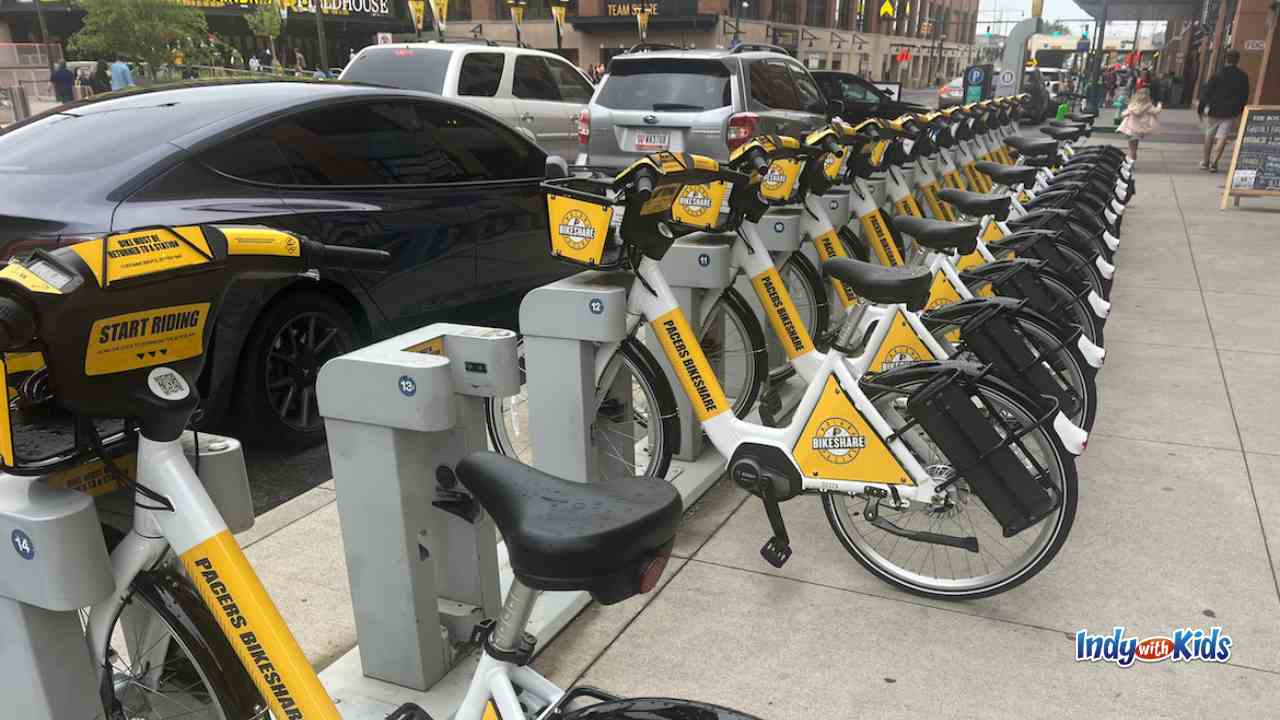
xmin=1118 ymin=87 xmax=1163 ymax=165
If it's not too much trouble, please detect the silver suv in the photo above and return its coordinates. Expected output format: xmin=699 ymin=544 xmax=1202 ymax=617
xmin=341 ymin=41 xmax=593 ymax=158
xmin=580 ymin=44 xmax=831 ymax=169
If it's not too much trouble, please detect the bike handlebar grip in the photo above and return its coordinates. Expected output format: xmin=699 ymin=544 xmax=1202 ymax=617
xmin=0 ymin=296 xmax=36 ymax=352
xmin=749 ymin=151 xmax=770 ymax=174
xmin=821 ymin=136 xmax=840 ymax=154
xmin=316 ymin=244 xmax=392 ymax=270
xmin=633 ymin=168 xmax=655 ymax=203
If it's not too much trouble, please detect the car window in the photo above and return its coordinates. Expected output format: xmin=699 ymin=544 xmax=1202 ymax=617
xmin=254 ymin=101 xmax=537 ymax=186
xmin=340 ymin=47 xmax=453 ymax=94
xmin=595 ymin=58 xmax=731 ymax=111
xmin=199 ymin=132 xmax=296 ymax=184
xmin=458 ymin=52 xmax=504 ymax=97
xmin=513 ymin=56 xmax=560 ymax=101
xmin=838 ymin=77 xmax=881 ymax=104
xmin=545 ymin=57 xmax=592 ymax=103
xmin=748 ymin=59 xmax=799 ymax=110
xmin=790 ymin=65 xmax=827 ymax=114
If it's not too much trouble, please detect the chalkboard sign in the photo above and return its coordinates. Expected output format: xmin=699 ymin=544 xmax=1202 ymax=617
xmin=1220 ymin=106 xmax=1280 ymax=209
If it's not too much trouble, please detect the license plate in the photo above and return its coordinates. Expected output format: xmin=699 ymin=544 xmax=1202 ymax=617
xmin=634 ymin=131 xmax=669 ymax=152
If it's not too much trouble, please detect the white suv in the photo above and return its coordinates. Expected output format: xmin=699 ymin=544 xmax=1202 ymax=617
xmin=341 ymin=41 xmax=594 ymax=158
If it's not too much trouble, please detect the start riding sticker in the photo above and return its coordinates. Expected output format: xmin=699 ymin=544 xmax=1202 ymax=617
xmin=71 ymin=226 xmax=212 ymax=286
xmin=791 ymin=375 xmax=912 ymax=485
xmin=84 ymin=302 xmax=211 ymax=376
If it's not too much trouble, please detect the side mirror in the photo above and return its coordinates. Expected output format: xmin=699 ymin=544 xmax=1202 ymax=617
xmin=825 ymin=99 xmax=845 ymax=119
xmin=545 ymin=155 xmax=569 ymax=179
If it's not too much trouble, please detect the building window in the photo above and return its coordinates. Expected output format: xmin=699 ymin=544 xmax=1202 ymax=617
xmin=806 ymin=0 xmax=830 ymax=28
xmin=449 ymin=0 xmax=472 ymax=21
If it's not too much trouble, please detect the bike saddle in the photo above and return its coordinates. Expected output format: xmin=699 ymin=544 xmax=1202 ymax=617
xmin=974 ymin=161 xmax=1039 ymax=188
xmin=1048 ymin=119 xmax=1088 ymax=130
xmin=821 ymin=258 xmax=933 ymax=311
xmin=455 ymin=452 xmax=682 ymax=605
xmin=1005 ymin=135 xmax=1059 ymax=156
xmin=1041 ymin=125 xmax=1086 ymax=142
xmin=936 ymin=188 xmax=1012 ymax=221
xmin=893 ymin=216 xmax=979 ymax=255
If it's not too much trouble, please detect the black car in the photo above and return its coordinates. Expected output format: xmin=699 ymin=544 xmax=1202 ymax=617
xmin=811 ymin=71 xmax=927 ymax=123
xmin=0 ymin=80 xmax=569 ymax=448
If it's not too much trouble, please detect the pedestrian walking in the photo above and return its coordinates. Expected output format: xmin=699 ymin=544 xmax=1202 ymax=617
xmin=248 ymin=54 xmax=261 ymax=73
xmin=1198 ymin=49 xmax=1251 ymax=173
xmin=1117 ymin=87 xmax=1162 ymax=165
xmin=109 ymin=54 xmax=134 ymax=91
xmin=294 ymin=49 xmax=306 ymax=76
xmin=91 ymin=61 xmax=111 ymax=94
xmin=50 ymin=61 xmax=75 ymax=104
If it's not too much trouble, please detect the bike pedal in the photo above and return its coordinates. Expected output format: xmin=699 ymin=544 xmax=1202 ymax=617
xmin=760 ymin=536 xmax=792 ymax=568
xmin=386 ymin=702 xmax=436 ymax=720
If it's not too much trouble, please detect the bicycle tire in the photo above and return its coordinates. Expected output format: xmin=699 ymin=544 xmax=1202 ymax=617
xmin=485 ymin=337 xmax=678 ymax=479
xmin=768 ymin=252 xmax=830 ymax=383
xmin=699 ymin=287 xmax=768 ymax=419
xmin=96 ymin=567 xmax=264 ymax=720
xmin=822 ymin=366 xmax=1078 ymax=600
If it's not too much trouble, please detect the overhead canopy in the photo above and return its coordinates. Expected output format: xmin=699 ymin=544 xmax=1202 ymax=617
xmin=1074 ymin=0 xmax=1202 ymax=21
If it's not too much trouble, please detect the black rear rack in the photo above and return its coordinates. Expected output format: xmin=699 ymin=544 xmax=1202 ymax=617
xmin=730 ymin=42 xmax=790 ymax=55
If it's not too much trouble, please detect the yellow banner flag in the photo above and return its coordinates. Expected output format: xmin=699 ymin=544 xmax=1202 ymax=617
xmin=512 ymin=5 xmax=525 ymax=25
xmin=1032 ymin=0 xmax=1044 ymax=17
xmin=430 ymin=0 xmax=448 ymax=30
xmin=551 ymin=4 xmax=566 ymax=34
xmin=637 ymin=9 xmax=651 ymax=39
xmin=880 ymin=0 xmax=894 ymax=18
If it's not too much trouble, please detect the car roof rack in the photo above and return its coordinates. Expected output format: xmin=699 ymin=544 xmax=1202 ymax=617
xmin=429 ymin=37 xmax=501 ymax=47
xmin=626 ymin=42 xmax=686 ymax=53
xmin=730 ymin=43 xmax=789 ymax=55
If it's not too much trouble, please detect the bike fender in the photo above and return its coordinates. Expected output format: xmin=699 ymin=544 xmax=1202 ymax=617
xmin=562 ymin=697 xmax=763 ymax=720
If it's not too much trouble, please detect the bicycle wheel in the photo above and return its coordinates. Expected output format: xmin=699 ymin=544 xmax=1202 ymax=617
xmin=699 ymin=287 xmax=768 ymax=419
xmin=485 ymin=337 xmax=677 ymax=479
xmin=89 ymin=567 xmax=264 ymax=720
xmin=1036 ymin=270 xmax=1105 ymax=347
xmin=770 ymin=252 xmax=830 ymax=382
xmin=822 ymin=368 xmax=1078 ymax=599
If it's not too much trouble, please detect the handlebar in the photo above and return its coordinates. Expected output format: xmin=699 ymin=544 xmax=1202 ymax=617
xmin=0 ymin=296 xmax=34 ymax=352
xmin=304 ymin=241 xmax=392 ymax=271
xmin=632 ymin=168 xmax=655 ymax=203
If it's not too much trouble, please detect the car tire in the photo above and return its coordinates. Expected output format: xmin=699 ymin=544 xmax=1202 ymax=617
xmin=237 ymin=291 xmax=360 ymax=449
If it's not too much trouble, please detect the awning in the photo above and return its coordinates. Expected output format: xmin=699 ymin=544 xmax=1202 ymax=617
xmin=1074 ymin=0 xmax=1202 ymax=21
xmin=569 ymin=13 xmax=719 ymax=33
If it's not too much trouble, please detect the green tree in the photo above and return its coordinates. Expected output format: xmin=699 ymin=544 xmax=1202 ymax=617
xmin=70 ymin=0 xmax=210 ymax=78
xmin=244 ymin=1 xmax=284 ymax=72
xmin=1043 ymin=21 xmax=1074 ymax=37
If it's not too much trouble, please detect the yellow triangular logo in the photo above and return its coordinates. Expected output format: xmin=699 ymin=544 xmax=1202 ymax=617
xmin=880 ymin=0 xmax=895 ymax=17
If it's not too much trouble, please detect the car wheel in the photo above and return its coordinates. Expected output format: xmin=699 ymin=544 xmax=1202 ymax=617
xmin=238 ymin=291 xmax=359 ymax=449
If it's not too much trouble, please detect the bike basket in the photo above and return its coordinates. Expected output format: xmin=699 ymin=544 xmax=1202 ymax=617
xmin=759 ymin=158 xmax=804 ymax=202
xmin=671 ymin=182 xmax=728 ymax=230
xmin=905 ymin=369 xmax=1060 ymax=537
xmin=958 ymin=304 xmax=1078 ymax=417
xmin=544 ymin=177 xmax=622 ymax=269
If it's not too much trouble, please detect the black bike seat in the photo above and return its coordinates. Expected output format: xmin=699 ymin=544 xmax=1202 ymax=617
xmin=1066 ymin=112 xmax=1097 ymax=124
xmin=1006 ymin=135 xmax=1059 ymax=156
xmin=1048 ymin=119 xmax=1088 ymax=130
xmin=975 ymin=161 xmax=1039 ymax=189
xmin=937 ymin=188 xmax=1012 ymax=221
xmin=455 ymin=452 xmax=682 ymax=603
xmin=893 ymin=216 xmax=979 ymax=255
xmin=822 ymin=258 xmax=933 ymax=311
xmin=1041 ymin=125 xmax=1084 ymax=142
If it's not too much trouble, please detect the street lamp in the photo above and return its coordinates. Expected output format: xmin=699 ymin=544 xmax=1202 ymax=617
xmin=310 ymin=0 xmax=329 ymax=73
xmin=507 ymin=0 xmax=527 ymax=47
xmin=551 ymin=0 xmax=570 ymax=50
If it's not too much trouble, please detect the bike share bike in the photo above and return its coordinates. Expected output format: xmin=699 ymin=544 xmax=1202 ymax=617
xmin=0 ymin=225 xmax=764 ymax=719
xmin=540 ymin=150 xmax=1078 ymax=599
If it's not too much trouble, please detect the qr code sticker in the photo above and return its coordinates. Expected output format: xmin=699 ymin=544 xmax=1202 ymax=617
xmin=148 ymin=367 xmax=190 ymax=400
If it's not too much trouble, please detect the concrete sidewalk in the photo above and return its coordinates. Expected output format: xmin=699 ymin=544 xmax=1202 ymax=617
xmin=242 ymin=137 xmax=1280 ymax=717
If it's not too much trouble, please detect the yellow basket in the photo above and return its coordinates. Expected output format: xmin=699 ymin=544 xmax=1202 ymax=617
xmin=543 ymin=177 xmax=622 ymax=269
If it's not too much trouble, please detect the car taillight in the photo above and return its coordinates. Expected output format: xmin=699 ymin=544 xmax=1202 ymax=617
xmin=637 ymin=552 xmax=670 ymax=593
xmin=726 ymin=113 xmax=758 ymax=150
xmin=577 ymin=108 xmax=590 ymax=146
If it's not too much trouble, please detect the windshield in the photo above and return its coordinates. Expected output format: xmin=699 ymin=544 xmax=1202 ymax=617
xmin=341 ymin=47 xmax=452 ymax=94
xmin=596 ymin=58 xmax=731 ymax=111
